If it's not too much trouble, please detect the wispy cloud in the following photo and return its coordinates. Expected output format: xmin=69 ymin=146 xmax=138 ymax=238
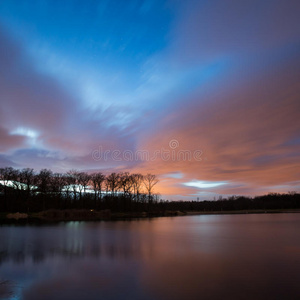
xmin=0 ymin=0 xmax=299 ymax=199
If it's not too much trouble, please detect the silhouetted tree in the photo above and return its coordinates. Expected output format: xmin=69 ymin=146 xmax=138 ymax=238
xmin=2 ymin=165 xmax=298 ymax=215
xmin=78 ymin=172 xmax=91 ymax=208
xmin=10 ymin=169 xmax=23 ymax=191
xmin=90 ymin=172 xmax=105 ymax=206
xmin=62 ymin=173 xmax=73 ymax=203
xmin=36 ymin=169 xmax=53 ymax=210
xmin=67 ymin=170 xmax=79 ymax=201
xmin=0 ymin=167 xmax=15 ymax=210
xmin=78 ymin=172 xmax=91 ymax=194
xmin=131 ymin=173 xmax=144 ymax=202
xmin=106 ymin=172 xmax=120 ymax=198
xmin=52 ymin=173 xmax=65 ymax=194
xmin=119 ymin=172 xmax=132 ymax=197
xmin=36 ymin=169 xmax=52 ymax=194
xmin=143 ymin=173 xmax=159 ymax=202
xmin=20 ymin=168 xmax=36 ymax=212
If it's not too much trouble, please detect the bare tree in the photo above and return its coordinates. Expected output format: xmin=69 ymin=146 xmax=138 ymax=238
xmin=51 ymin=173 xmax=65 ymax=196
xmin=36 ymin=169 xmax=53 ymax=210
xmin=0 ymin=167 xmax=14 ymax=188
xmin=131 ymin=173 xmax=144 ymax=202
xmin=78 ymin=172 xmax=91 ymax=195
xmin=67 ymin=170 xmax=79 ymax=201
xmin=19 ymin=168 xmax=36 ymax=212
xmin=143 ymin=173 xmax=159 ymax=202
xmin=10 ymin=169 xmax=23 ymax=192
xmin=90 ymin=172 xmax=105 ymax=205
xmin=0 ymin=167 xmax=15 ymax=210
xmin=106 ymin=172 xmax=120 ymax=197
xmin=119 ymin=172 xmax=133 ymax=198
xmin=20 ymin=168 xmax=36 ymax=197
xmin=62 ymin=173 xmax=74 ymax=203
xmin=77 ymin=172 xmax=91 ymax=208
xmin=0 ymin=167 xmax=162 ymax=212
xmin=36 ymin=169 xmax=53 ymax=194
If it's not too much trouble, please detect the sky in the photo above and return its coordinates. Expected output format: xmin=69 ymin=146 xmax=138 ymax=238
xmin=0 ymin=0 xmax=300 ymax=200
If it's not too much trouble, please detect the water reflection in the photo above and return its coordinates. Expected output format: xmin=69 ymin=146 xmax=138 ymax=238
xmin=0 ymin=214 xmax=300 ymax=299
xmin=1 ymin=220 xmax=156 ymax=264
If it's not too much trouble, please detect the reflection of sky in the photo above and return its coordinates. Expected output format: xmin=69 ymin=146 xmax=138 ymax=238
xmin=0 ymin=0 xmax=300 ymax=200
xmin=0 ymin=215 xmax=300 ymax=299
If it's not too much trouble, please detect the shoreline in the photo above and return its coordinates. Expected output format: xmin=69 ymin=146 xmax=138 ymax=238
xmin=1 ymin=208 xmax=300 ymax=223
xmin=184 ymin=209 xmax=300 ymax=216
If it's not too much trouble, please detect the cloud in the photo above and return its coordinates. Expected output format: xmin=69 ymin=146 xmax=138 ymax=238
xmin=171 ymin=0 xmax=300 ymax=64
xmin=0 ymin=126 xmax=25 ymax=152
xmin=133 ymin=0 xmax=300 ymax=198
xmin=0 ymin=1 xmax=299 ymax=199
xmin=139 ymin=52 xmax=300 ymax=197
xmin=0 ymin=24 xmax=140 ymax=170
xmin=184 ymin=180 xmax=227 ymax=189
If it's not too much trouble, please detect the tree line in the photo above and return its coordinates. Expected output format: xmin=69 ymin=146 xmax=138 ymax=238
xmin=0 ymin=167 xmax=159 ymax=213
xmin=160 ymin=193 xmax=300 ymax=212
xmin=1 ymin=166 xmax=299 ymax=215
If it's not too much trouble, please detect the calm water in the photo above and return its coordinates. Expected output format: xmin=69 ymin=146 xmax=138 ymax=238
xmin=0 ymin=214 xmax=300 ymax=300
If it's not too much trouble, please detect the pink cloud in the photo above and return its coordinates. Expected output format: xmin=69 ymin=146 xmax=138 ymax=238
xmin=0 ymin=126 xmax=25 ymax=152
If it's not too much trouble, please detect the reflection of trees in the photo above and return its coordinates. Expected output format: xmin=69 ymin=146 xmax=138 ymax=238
xmin=0 ymin=222 xmax=151 ymax=265
xmin=0 ymin=242 xmax=143 ymax=265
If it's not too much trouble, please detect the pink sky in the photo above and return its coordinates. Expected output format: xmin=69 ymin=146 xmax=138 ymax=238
xmin=0 ymin=0 xmax=300 ymax=200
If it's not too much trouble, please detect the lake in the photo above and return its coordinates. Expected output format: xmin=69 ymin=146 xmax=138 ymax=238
xmin=0 ymin=213 xmax=300 ymax=300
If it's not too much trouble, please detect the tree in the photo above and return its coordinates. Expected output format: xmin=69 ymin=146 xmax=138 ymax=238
xmin=0 ymin=167 xmax=165 ymax=212
xmin=67 ymin=170 xmax=79 ymax=201
xmin=78 ymin=172 xmax=91 ymax=208
xmin=90 ymin=172 xmax=105 ymax=206
xmin=36 ymin=169 xmax=53 ymax=210
xmin=143 ymin=174 xmax=159 ymax=202
xmin=10 ymin=169 xmax=23 ymax=192
xmin=20 ymin=168 xmax=36 ymax=212
xmin=0 ymin=167 xmax=15 ymax=210
xmin=51 ymin=173 xmax=65 ymax=195
xmin=20 ymin=168 xmax=36 ymax=198
xmin=62 ymin=173 xmax=74 ymax=204
xmin=119 ymin=172 xmax=133 ymax=198
xmin=106 ymin=172 xmax=120 ymax=198
xmin=36 ymin=169 xmax=52 ymax=195
xmin=131 ymin=173 xmax=143 ymax=202
xmin=78 ymin=172 xmax=91 ymax=195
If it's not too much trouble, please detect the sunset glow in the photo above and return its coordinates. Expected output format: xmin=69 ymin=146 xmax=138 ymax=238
xmin=0 ymin=0 xmax=299 ymax=200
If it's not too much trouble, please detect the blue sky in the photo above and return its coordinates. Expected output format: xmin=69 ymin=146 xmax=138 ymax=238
xmin=0 ymin=0 xmax=300 ymax=200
